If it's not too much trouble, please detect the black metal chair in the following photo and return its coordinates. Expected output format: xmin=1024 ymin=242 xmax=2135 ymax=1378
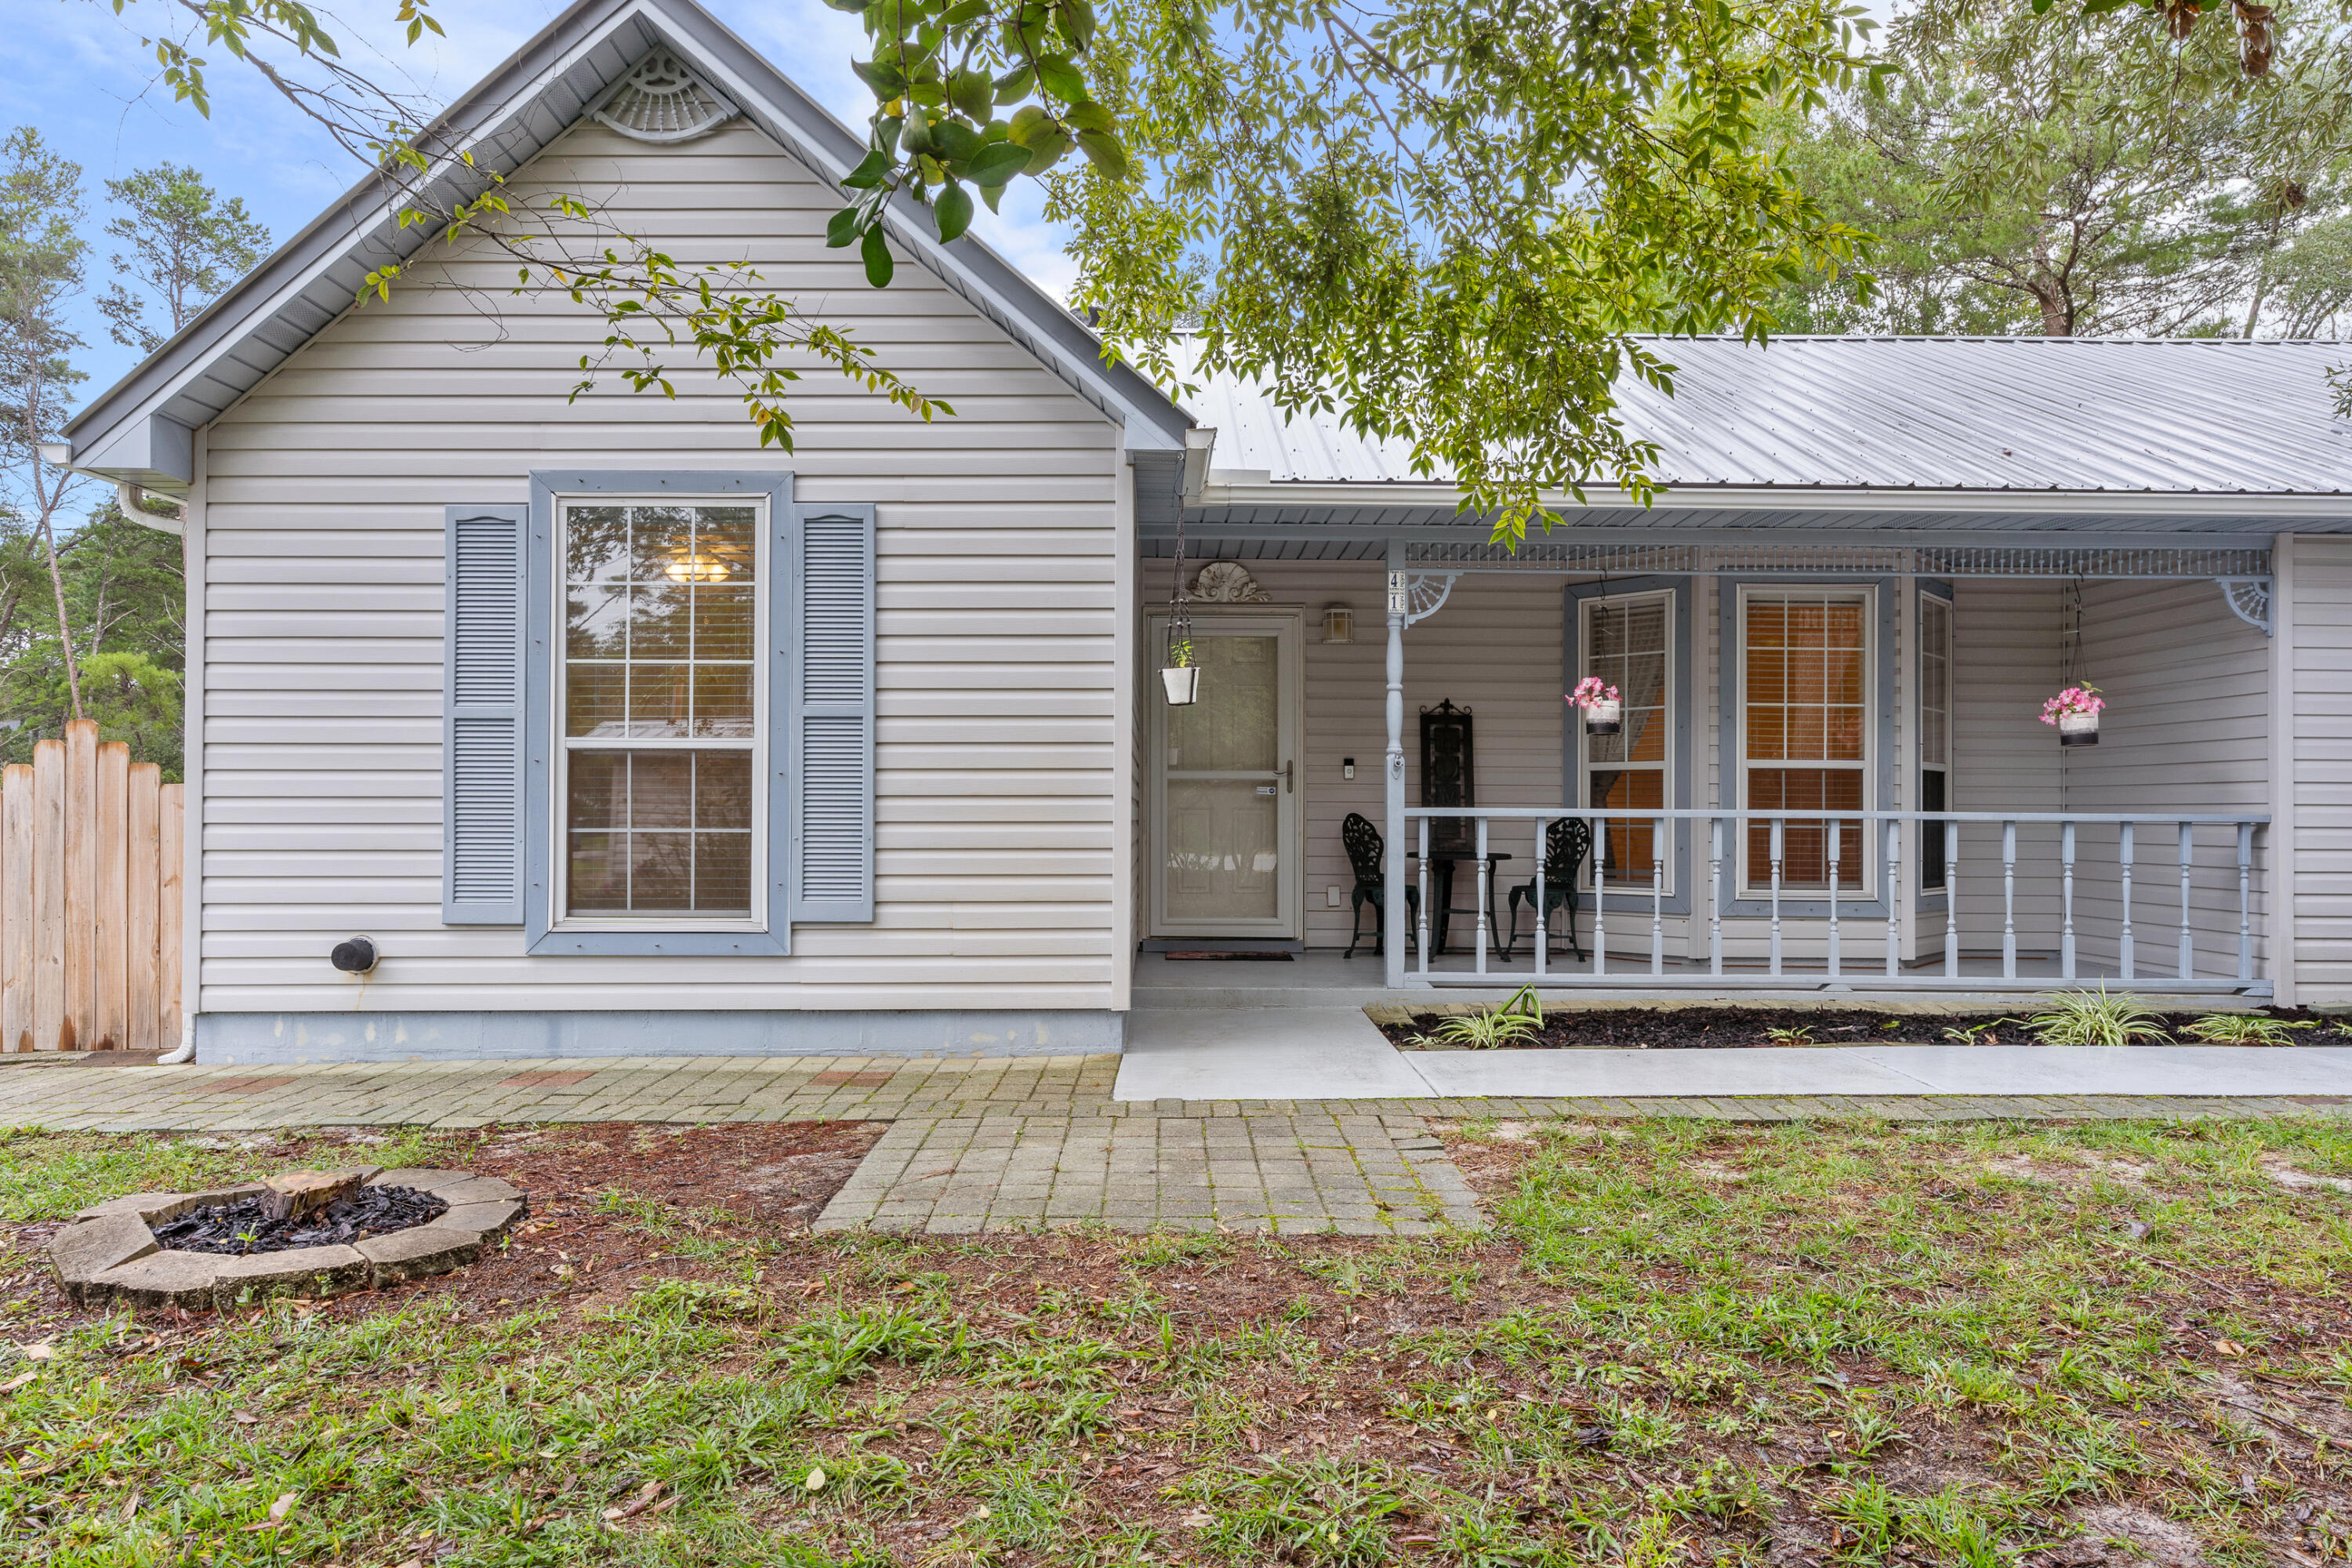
xmin=1341 ymin=811 xmax=1419 ymax=959
xmin=1504 ymin=817 xmax=1592 ymax=961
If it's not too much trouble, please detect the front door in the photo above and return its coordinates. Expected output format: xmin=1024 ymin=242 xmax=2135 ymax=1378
xmin=1148 ymin=610 xmax=1302 ymax=939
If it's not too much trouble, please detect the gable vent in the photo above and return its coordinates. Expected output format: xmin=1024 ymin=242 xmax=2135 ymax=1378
xmin=589 ymin=50 xmax=739 ymax=143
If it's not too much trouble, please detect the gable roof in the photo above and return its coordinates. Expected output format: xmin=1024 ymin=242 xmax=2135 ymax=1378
xmin=1185 ymin=335 xmax=2352 ymax=511
xmin=62 ymin=0 xmax=1191 ymax=492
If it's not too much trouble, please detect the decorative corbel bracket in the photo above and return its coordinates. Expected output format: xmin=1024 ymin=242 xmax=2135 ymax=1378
xmin=2217 ymin=577 xmax=2273 ymax=637
xmin=1386 ymin=570 xmax=1460 ymax=627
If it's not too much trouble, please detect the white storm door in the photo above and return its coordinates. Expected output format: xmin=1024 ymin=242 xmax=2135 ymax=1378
xmin=1148 ymin=611 xmax=1302 ymax=938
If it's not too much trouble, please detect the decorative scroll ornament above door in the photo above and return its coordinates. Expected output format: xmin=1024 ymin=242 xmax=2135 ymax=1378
xmin=1190 ymin=561 xmax=1269 ymax=602
xmin=588 ymin=51 xmax=741 ymax=143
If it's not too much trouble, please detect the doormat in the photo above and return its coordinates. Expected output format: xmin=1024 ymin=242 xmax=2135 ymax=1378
xmin=1163 ymin=950 xmax=1295 ymax=961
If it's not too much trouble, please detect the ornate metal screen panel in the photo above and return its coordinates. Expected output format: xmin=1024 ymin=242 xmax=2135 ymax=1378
xmin=1403 ymin=540 xmax=2273 ymax=578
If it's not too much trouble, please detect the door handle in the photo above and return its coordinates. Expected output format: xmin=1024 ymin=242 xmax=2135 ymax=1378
xmin=1283 ymin=760 xmax=1294 ymax=794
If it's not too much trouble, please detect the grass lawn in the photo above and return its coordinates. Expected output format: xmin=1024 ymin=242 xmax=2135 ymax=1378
xmin=2 ymin=1115 xmax=2350 ymax=1566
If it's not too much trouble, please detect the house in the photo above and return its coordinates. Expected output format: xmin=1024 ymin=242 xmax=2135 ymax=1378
xmin=57 ymin=0 xmax=2352 ymax=1063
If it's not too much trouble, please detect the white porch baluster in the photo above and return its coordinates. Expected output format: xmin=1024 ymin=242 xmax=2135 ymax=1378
xmin=1475 ymin=815 xmax=1490 ymax=978
xmin=1532 ymin=818 xmax=1548 ymax=980
xmin=2001 ymin=820 xmax=2017 ymax=980
xmin=2060 ymin=821 xmax=2076 ymax=981
xmin=2237 ymin=822 xmax=2254 ymax=984
xmin=1709 ymin=817 xmax=1725 ymax=977
xmin=2119 ymin=822 xmax=2136 ymax=981
xmin=1884 ymin=818 xmax=1900 ymax=978
xmin=1826 ymin=818 xmax=1840 ymax=979
xmin=1592 ymin=812 xmax=1606 ymax=978
xmin=1944 ymin=819 xmax=1959 ymax=979
xmin=1415 ymin=817 xmax=1431 ymax=980
xmin=1374 ymin=807 xmax=2263 ymax=995
xmin=2177 ymin=822 xmax=2194 ymax=981
xmin=1650 ymin=815 xmax=1665 ymax=976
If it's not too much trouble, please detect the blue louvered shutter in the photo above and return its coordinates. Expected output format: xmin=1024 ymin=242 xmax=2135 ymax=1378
xmin=443 ymin=504 xmax=526 ymax=924
xmin=788 ymin=503 xmax=876 ymax=923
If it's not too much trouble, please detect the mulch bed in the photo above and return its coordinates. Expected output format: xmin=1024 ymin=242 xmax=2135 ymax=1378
xmin=1377 ymin=1004 xmax=2345 ymax=1051
xmin=151 ymin=1185 xmax=448 ymax=1255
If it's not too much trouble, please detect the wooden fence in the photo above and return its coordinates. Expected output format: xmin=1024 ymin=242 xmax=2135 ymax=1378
xmin=0 ymin=720 xmax=183 ymax=1052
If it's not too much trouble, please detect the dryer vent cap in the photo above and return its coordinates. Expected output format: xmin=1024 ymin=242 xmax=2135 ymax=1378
xmin=330 ymin=936 xmax=379 ymax=975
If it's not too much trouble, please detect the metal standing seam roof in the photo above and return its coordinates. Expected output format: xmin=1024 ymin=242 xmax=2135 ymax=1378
xmin=1181 ymin=335 xmax=2352 ymax=495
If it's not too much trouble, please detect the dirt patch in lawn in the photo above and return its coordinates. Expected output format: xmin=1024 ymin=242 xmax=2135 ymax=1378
xmin=3 ymin=1120 xmax=883 ymax=1328
xmin=1374 ymin=1003 xmax=2346 ymax=1050
xmin=6 ymin=1120 xmax=2352 ymax=1568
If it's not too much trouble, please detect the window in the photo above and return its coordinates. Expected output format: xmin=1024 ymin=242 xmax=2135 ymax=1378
xmin=1583 ymin=592 xmax=1672 ymax=887
xmin=1918 ymin=591 xmax=1953 ymax=891
xmin=1741 ymin=587 xmax=1869 ymax=892
xmin=557 ymin=500 xmax=762 ymax=924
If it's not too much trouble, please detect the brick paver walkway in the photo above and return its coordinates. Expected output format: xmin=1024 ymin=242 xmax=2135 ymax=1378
xmin=3 ymin=1053 xmax=2344 ymax=1236
xmin=815 ymin=1112 xmax=1479 ymax=1236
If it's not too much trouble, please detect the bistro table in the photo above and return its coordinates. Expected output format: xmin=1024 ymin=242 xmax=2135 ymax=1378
xmin=1406 ymin=850 xmax=1512 ymax=958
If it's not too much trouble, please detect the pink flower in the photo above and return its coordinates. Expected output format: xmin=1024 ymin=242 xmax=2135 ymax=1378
xmin=2040 ymin=684 xmax=2106 ymax=724
xmin=1569 ymin=676 xmax=1620 ymax=709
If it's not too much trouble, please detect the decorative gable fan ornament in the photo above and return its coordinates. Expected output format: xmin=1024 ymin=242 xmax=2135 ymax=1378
xmin=589 ymin=50 xmax=740 ymax=143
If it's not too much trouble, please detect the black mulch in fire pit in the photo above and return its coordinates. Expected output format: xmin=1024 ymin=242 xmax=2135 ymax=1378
xmin=151 ymin=1186 xmax=451 ymax=1255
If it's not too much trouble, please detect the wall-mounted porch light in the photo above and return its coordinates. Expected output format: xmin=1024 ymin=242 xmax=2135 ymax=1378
xmin=1321 ymin=604 xmax=1355 ymax=644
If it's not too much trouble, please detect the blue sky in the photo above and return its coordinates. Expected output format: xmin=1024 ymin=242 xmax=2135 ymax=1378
xmin=6 ymin=0 xmax=1082 ymax=408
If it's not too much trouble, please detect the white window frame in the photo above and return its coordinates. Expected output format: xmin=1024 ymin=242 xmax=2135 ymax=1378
xmin=1577 ymin=588 xmax=1678 ymax=897
xmin=1734 ymin=583 xmax=1878 ymax=900
xmin=550 ymin=494 xmax=770 ymax=934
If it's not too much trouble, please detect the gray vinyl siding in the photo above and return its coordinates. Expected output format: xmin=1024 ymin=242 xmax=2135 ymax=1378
xmin=2290 ymin=534 xmax=2352 ymax=1002
xmin=1947 ymin=580 xmax=2065 ymax=963
xmin=197 ymin=122 xmax=1121 ymax=1014
xmin=2054 ymin=579 xmax=2271 ymax=980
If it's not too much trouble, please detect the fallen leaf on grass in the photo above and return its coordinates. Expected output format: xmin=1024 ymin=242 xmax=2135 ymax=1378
xmin=601 ymin=1480 xmax=666 ymax=1522
xmin=2216 ymin=1339 xmax=2247 ymax=1357
xmin=0 ymin=1370 xmax=37 ymax=1393
xmin=230 ymin=1410 xmax=260 ymax=1425
xmin=18 ymin=1341 xmax=56 ymax=1361
xmin=244 ymin=1492 xmax=299 ymax=1531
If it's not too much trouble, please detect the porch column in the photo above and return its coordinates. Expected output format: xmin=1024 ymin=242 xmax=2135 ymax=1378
xmin=1385 ymin=540 xmax=1407 ymax=988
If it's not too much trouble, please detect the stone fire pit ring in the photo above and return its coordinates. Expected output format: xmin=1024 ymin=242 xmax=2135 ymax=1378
xmin=49 ymin=1167 xmax=526 ymax=1312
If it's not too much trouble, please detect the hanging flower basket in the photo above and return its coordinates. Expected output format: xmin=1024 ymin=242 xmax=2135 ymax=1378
xmin=1570 ymin=676 xmax=1621 ymax=735
xmin=1162 ymin=626 xmax=1199 ymax=707
xmin=2042 ymin=684 xmax=2104 ymax=747
xmin=1163 ymin=519 xmax=1199 ymax=706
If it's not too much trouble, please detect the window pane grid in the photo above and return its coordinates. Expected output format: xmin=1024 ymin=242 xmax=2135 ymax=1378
xmin=1743 ymin=590 xmax=1868 ymax=894
xmin=1584 ymin=594 xmax=1671 ymax=889
xmin=560 ymin=503 xmax=758 ymax=920
xmin=1920 ymin=594 xmax=1952 ymax=891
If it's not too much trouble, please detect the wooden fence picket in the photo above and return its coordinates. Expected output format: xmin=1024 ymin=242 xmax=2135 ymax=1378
xmin=0 ymin=722 xmax=182 ymax=1051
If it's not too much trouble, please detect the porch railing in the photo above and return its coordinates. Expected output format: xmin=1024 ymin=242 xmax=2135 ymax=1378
xmin=1399 ymin=808 xmax=2269 ymax=993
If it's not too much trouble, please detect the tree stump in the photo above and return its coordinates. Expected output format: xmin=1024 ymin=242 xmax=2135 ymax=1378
xmin=256 ymin=1168 xmax=369 ymax=1224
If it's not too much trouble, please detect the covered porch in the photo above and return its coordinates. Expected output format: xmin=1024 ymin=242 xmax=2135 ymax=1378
xmin=1134 ymin=535 xmax=2279 ymax=1000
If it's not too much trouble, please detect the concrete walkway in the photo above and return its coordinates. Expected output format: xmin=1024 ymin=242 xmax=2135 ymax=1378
xmin=4 ymin=1036 xmax=2347 ymax=1238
